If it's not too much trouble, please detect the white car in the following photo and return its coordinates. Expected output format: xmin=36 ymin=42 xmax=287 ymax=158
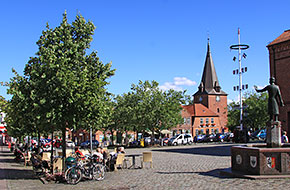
xmin=168 ymin=134 xmax=193 ymax=146
xmin=66 ymin=141 xmax=75 ymax=148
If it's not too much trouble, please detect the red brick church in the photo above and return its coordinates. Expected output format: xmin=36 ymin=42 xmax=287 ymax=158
xmin=267 ymin=29 xmax=290 ymax=136
xmin=173 ymin=40 xmax=228 ymax=137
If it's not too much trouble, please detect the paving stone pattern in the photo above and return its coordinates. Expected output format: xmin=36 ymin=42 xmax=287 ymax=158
xmin=1 ymin=144 xmax=290 ymax=190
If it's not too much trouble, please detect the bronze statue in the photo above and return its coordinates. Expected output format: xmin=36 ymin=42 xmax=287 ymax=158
xmin=255 ymin=77 xmax=284 ymax=122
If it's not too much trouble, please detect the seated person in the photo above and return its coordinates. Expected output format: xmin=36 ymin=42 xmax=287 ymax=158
xmin=38 ymin=145 xmax=44 ymax=157
xmin=92 ymin=147 xmax=104 ymax=162
xmin=74 ymin=147 xmax=85 ymax=160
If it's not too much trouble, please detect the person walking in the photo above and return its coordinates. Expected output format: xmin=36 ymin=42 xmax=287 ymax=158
xmin=282 ymin=131 xmax=289 ymax=143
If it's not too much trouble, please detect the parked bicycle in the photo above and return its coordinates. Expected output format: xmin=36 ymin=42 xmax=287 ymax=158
xmin=64 ymin=154 xmax=105 ymax=185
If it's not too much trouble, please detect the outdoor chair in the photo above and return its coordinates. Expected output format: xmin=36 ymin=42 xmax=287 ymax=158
xmin=42 ymin=152 xmax=51 ymax=161
xmin=53 ymin=158 xmax=63 ymax=173
xmin=114 ymin=153 xmax=126 ymax=171
xmin=24 ymin=151 xmax=31 ymax=166
xmin=57 ymin=151 xmax=63 ymax=157
xmin=66 ymin=150 xmax=74 ymax=157
xmin=141 ymin=152 xmax=153 ymax=169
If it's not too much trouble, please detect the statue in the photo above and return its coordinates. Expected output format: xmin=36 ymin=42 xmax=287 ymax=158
xmin=255 ymin=77 xmax=284 ymax=122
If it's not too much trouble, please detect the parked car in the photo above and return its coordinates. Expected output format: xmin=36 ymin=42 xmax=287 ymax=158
xmin=213 ymin=133 xmax=226 ymax=142
xmin=200 ymin=134 xmax=215 ymax=143
xmin=224 ymin=133 xmax=234 ymax=142
xmin=66 ymin=141 xmax=75 ymax=148
xmin=143 ymin=137 xmax=160 ymax=146
xmin=162 ymin=138 xmax=169 ymax=146
xmin=196 ymin=135 xmax=206 ymax=142
xmin=43 ymin=139 xmax=62 ymax=148
xmin=80 ymin=140 xmax=99 ymax=149
xmin=252 ymin=129 xmax=266 ymax=140
xmin=129 ymin=140 xmax=140 ymax=147
xmin=168 ymin=134 xmax=193 ymax=146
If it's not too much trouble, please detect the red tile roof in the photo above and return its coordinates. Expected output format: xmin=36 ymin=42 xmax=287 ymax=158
xmin=268 ymin=29 xmax=290 ymax=46
xmin=182 ymin=104 xmax=218 ymax=117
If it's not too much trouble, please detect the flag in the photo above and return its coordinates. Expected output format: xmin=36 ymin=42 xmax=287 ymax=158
xmin=233 ymin=56 xmax=236 ymax=61
xmin=243 ymin=53 xmax=247 ymax=58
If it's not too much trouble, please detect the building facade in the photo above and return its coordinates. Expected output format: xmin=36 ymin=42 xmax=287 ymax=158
xmin=174 ymin=40 xmax=228 ymax=137
xmin=267 ymin=29 xmax=290 ymax=136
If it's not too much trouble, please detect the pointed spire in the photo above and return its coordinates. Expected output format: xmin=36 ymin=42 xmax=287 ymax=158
xmin=196 ymin=39 xmax=226 ymax=95
xmin=207 ymin=36 xmax=211 ymax=52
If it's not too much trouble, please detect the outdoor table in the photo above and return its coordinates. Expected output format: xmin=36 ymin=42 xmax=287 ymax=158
xmin=126 ymin=154 xmax=142 ymax=169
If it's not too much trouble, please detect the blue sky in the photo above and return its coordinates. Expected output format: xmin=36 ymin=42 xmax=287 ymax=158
xmin=0 ymin=0 xmax=289 ymax=102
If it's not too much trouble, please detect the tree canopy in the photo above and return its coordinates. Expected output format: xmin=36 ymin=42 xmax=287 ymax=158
xmin=109 ymin=80 xmax=190 ymax=137
xmin=227 ymin=91 xmax=268 ymax=131
xmin=4 ymin=12 xmax=115 ymax=144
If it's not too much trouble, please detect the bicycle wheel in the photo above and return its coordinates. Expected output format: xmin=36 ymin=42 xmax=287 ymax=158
xmin=92 ymin=163 xmax=105 ymax=181
xmin=65 ymin=167 xmax=82 ymax=185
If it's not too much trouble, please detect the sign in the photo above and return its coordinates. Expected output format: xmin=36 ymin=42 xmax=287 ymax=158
xmin=250 ymin=156 xmax=257 ymax=168
xmin=236 ymin=154 xmax=242 ymax=165
xmin=266 ymin=157 xmax=276 ymax=168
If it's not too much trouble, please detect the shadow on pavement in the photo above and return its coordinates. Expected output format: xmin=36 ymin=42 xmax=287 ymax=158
xmin=0 ymin=168 xmax=37 ymax=180
xmin=156 ymin=171 xmax=196 ymax=175
xmin=0 ymin=158 xmax=16 ymax=163
xmin=194 ymin=168 xmax=232 ymax=179
xmin=153 ymin=145 xmax=233 ymax=157
xmin=0 ymin=154 xmax=15 ymax=157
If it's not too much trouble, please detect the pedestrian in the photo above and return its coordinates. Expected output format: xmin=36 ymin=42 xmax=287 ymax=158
xmin=282 ymin=131 xmax=289 ymax=143
xmin=194 ymin=136 xmax=197 ymax=144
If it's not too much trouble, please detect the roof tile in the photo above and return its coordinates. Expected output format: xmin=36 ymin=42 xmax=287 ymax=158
xmin=182 ymin=104 xmax=218 ymax=117
xmin=268 ymin=30 xmax=290 ymax=46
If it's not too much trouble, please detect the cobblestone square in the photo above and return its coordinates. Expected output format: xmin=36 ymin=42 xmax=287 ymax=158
xmin=1 ymin=144 xmax=290 ymax=190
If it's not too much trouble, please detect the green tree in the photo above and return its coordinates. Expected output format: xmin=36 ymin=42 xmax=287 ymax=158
xmin=227 ymin=91 xmax=268 ymax=131
xmin=129 ymin=80 xmax=188 ymax=141
xmin=2 ymin=70 xmax=38 ymax=140
xmin=6 ymin=12 xmax=115 ymax=165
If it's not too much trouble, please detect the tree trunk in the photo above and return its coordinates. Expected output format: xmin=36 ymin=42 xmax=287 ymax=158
xmin=110 ymin=129 xmax=114 ymax=146
xmin=37 ymin=130 xmax=41 ymax=149
xmin=62 ymin=127 xmax=66 ymax=171
xmin=50 ymin=130 xmax=54 ymax=174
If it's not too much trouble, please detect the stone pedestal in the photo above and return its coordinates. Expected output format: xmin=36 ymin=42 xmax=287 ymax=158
xmin=266 ymin=121 xmax=281 ymax=148
xmin=231 ymin=144 xmax=290 ymax=176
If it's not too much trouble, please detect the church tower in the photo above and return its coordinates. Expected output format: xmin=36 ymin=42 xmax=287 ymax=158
xmin=193 ymin=39 xmax=228 ymax=128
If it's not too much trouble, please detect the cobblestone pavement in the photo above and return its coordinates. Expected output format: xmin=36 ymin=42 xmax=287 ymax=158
xmin=1 ymin=144 xmax=290 ymax=190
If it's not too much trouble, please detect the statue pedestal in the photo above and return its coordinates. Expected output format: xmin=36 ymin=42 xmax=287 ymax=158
xmin=225 ymin=121 xmax=290 ymax=179
xmin=266 ymin=121 xmax=281 ymax=148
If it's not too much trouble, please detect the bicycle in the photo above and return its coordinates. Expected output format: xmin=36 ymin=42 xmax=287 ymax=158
xmin=64 ymin=154 xmax=105 ymax=185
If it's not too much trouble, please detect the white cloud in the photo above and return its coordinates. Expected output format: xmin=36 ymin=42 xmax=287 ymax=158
xmin=159 ymin=77 xmax=197 ymax=91
xmin=159 ymin=82 xmax=183 ymax=91
xmin=173 ymin=77 xmax=197 ymax=86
